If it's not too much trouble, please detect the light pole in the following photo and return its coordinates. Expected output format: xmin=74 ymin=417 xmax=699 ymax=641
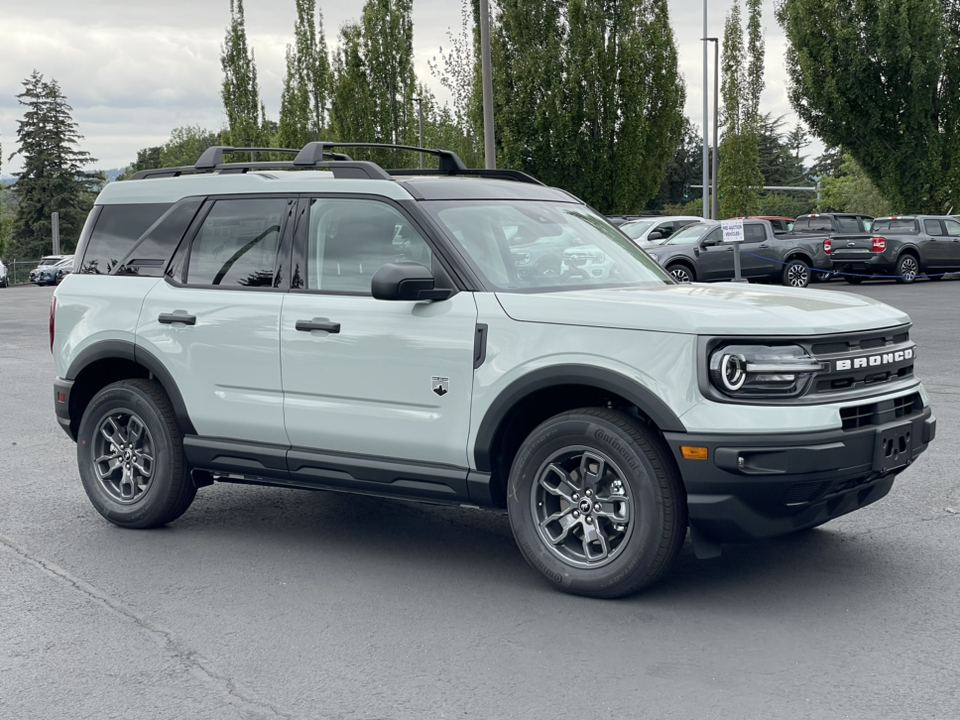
xmin=701 ymin=2 xmax=711 ymax=219
xmin=704 ymin=37 xmax=720 ymax=220
xmin=414 ymin=97 xmax=424 ymax=168
xmin=479 ymin=0 xmax=496 ymax=169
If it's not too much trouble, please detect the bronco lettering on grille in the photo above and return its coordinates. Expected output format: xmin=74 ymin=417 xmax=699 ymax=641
xmin=835 ymin=348 xmax=914 ymax=372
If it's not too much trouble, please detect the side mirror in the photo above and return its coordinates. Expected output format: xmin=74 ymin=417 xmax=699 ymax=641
xmin=371 ymin=263 xmax=453 ymax=301
xmin=647 ymin=231 xmax=663 ymax=240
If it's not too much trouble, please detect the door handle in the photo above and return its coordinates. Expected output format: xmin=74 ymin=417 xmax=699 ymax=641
xmin=158 ymin=312 xmax=196 ymax=326
xmin=296 ymin=319 xmax=341 ymax=334
xmin=758 ymin=244 xmax=769 ymax=248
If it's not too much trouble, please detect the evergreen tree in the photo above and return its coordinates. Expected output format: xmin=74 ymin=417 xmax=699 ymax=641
xmin=8 ymin=71 xmax=98 ymax=258
xmin=719 ymin=0 xmax=765 ymax=218
xmin=221 ymin=0 xmax=265 ymax=150
xmin=329 ymin=22 xmax=377 ymax=146
xmin=778 ymin=0 xmax=959 ymax=213
xmin=278 ymin=44 xmax=313 ymax=149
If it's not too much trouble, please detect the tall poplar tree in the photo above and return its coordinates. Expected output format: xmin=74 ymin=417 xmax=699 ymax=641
xmin=279 ymin=0 xmax=331 ymax=149
xmin=777 ymin=0 xmax=960 ymax=213
xmin=221 ymin=0 xmax=265 ymax=150
xmin=329 ymin=0 xmax=417 ymax=166
xmin=9 ymin=71 xmax=98 ymax=258
xmin=719 ymin=0 xmax=765 ymax=218
xmin=489 ymin=0 xmax=685 ymax=213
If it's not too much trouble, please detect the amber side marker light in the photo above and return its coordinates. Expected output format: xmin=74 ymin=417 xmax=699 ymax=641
xmin=681 ymin=446 xmax=709 ymax=460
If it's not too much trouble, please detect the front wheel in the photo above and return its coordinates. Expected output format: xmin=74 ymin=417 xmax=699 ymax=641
xmin=77 ymin=379 xmax=196 ymax=528
xmin=507 ymin=408 xmax=687 ymax=598
xmin=782 ymin=259 xmax=811 ymax=288
xmin=895 ymin=255 xmax=919 ymax=284
xmin=667 ymin=263 xmax=694 ymax=283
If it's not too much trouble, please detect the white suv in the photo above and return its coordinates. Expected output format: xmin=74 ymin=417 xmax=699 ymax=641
xmin=51 ymin=143 xmax=936 ymax=598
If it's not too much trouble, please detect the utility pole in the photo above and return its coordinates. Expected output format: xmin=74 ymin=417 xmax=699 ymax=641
xmin=704 ymin=37 xmax=720 ymax=220
xmin=51 ymin=212 xmax=60 ymax=256
xmin=701 ymin=1 xmax=710 ymax=220
xmin=479 ymin=0 xmax=496 ymax=169
xmin=414 ymin=97 xmax=425 ymax=168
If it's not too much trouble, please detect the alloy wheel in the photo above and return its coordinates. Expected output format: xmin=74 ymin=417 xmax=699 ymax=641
xmin=786 ymin=263 xmax=810 ymax=287
xmin=669 ymin=266 xmax=692 ymax=283
xmin=899 ymin=256 xmax=918 ymax=282
xmin=92 ymin=411 xmax=156 ymax=504
xmin=531 ymin=447 xmax=635 ymax=568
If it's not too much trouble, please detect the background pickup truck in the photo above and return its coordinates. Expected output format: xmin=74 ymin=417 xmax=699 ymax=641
xmin=778 ymin=213 xmax=875 ymax=282
xmin=644 ymin=219 xmax=832 ymax=287
xmin=827 ymin=215 xmax=960 ymax=284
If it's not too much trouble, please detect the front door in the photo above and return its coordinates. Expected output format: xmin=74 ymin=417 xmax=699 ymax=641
xmin=280 ymin=197 xmax=478 ymax=484
xmin=697 ymin=228 xmax=735 ymax=280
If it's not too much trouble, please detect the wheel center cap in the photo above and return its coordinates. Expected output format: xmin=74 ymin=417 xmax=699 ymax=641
xmin=578 ymin=498 xmax=593 ymax=515
xmin=124 ymin=450 xmax=132 ymax=460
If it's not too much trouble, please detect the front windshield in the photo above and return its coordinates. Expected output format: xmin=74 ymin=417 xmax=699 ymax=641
xmin=663 ymin=223 xmax=713 ymax=245
xmin=423 ymin=201 xmax=671 ymax=292
xmin=620 ymin=220 xmax=655 ymax=239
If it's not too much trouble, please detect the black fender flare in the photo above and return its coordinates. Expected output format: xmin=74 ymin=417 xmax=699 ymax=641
xmin=66 ymin=339 xmax=196 ymax=435
xmin=473 ymin=364 xmax=686 ymax=472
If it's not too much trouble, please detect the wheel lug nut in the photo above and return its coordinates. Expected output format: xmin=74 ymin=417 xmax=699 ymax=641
xmin=572 ymin=493 xmax=580 ymax=502
xmin=585 ymin=489 xmax=592 ymax=497
xmin=594 ymin=503 xmax=601 ymax=512
xmin=573 ymin=511 xmax=580 ymax=518
xmin=585 ymin=517 xmax=594 ymax=524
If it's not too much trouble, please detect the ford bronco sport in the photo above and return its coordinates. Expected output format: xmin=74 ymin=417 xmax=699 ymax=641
xmin=51 ymin=143 xmax=936 ymax=598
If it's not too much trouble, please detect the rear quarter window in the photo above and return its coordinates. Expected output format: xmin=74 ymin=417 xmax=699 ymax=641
xmin=79 ymin=203 xmax=171 ymax=274
xmin=872 ymin=219 xmax=919 ymax=235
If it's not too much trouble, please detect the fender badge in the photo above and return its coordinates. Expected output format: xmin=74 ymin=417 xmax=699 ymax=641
xmin=431 ymin=376 xmax=449 ymax=397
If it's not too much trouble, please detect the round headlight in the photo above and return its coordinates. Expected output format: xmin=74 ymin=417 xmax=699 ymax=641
xmin=719 ymin=352 xmax=746 ymax=391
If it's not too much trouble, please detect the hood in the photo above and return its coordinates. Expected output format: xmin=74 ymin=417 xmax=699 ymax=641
xmin=495 ymin=283 xmax=910 ymax=336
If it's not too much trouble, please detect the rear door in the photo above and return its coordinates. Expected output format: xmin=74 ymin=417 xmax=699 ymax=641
xmin=922 ymin=219 xmax=948 ymax=268
xmin=137 ymin=195 xmax=293 ymax=445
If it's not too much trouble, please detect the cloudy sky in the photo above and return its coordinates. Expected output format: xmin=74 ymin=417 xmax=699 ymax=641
xmin=0 ymin=0 xmax=811 ymax=175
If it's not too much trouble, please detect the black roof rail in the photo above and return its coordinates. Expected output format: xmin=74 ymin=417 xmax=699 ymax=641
xmin=129 ymin=160 xmax=392 ymax=181
xmin=295 ymin=142 xmax=469 ymax=173
xmin=127 ymin=141 xmax=544 ymax=186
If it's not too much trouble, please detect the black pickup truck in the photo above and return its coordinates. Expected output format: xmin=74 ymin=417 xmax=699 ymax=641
xmin=828 ymin=215 xmax=960 ymax=284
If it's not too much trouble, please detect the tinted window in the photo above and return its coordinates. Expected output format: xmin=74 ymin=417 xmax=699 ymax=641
xmin=793 ymin=217 xmax=834 ymax=231
xmin=621 ymin=220 xmax=655 ymax=239
xmin=837 ymin=216 xmax=860 ymax=232
xmin=743 ymin=224 xmax=766 ymax=242
xmin=700 ymin=228 xmax=723 ymax=247
xmin=187 ymin=198 xmax=286 ymax=287
xmin=115 ymin=199 xmax=203 ymax=277
xmin=80 ymin=203 xmax=171 ymax=274
xmin=666 ymin=224 xmax=713 ymax=245
xmin=924 ymin=219 xmax=944 ymax=236
xmin=654 ymin=222 xmax=675 ymax=238
xmin=943 ymin=219 xmax=960 ymax=237
xmin=306 ymin=199 xmax=432 ymax=294
xmin=872 ymin=219 xmax=919 ymax=235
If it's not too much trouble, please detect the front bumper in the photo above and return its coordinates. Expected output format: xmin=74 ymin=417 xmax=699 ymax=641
xmin=664 ymin=404 xmax=935 ymax=543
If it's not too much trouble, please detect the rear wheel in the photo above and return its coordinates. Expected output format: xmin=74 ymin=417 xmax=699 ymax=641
xmin=77 ymin=379 xmax=196 ymax=529
xmin=895 ymin=254 xmax=919 ymax=284
xmin=507 ymin=408 xmax=686 ymax=598
xmin=782 ymin=258 xmax=811 ymax=288
xmin=667 ymin=263 xmax=694 ymax=283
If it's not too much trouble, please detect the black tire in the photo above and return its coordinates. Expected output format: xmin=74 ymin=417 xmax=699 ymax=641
xmin=77 ymin=379 xmax=196 ymax=529
xmin=812 ymin=270 xmax=832 ymax=283
xmin=507 ymin=408 xmax=687 ymax=598
xmin=895 ymin=254 xmax=919 ymax=284
xmin=844 ymin=275 xmax=865 ymax=285
xmin=782 ymin=258 xmax=811 ymax=288
xmin=667 ymin=263 xmax=694 ymax=283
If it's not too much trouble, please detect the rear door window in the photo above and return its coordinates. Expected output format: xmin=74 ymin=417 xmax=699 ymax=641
xmin=186 ymin=198 xmax=287 ymax=287
xmin=79 ymin=203 xmax=171 ymax=274
xmin=743 ymin=224 xmax=766 ymax=242
xmin=924 ymin=219 xmax=944 ymax=236
xmin=872 ymin=219 xmax=919 ymax=234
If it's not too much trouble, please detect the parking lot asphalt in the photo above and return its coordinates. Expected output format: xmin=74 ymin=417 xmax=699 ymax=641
xmin=1 ymin=277 xmax=958 ymax=720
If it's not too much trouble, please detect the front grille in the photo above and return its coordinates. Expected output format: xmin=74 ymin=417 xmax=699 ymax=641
xmin=809 ymin=327 xmax=914 ymax=396
xmin=783 ymin=481 xmax=828 ymax=506
xmin=840 ymin=392 xmax=923 ymax=430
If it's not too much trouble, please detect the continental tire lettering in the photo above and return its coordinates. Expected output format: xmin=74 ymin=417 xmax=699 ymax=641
xmin=594 ymin=429 xmax=639 ymax=470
